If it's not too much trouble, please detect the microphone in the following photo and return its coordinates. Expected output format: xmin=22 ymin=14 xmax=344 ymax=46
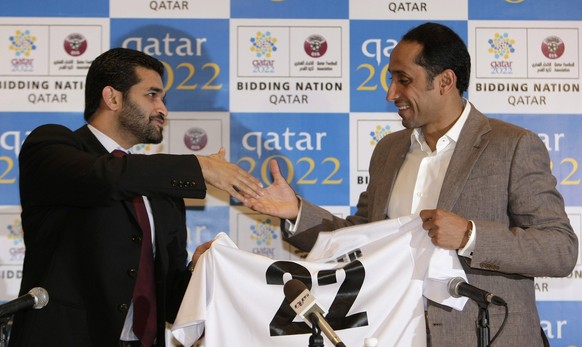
xmin=0 ymin=287 xmax=49 ymax=318
xmin=448 ymin=277 xmax=506 ymax=306
xmin=283 ymin=279 xmax=346 ymax=347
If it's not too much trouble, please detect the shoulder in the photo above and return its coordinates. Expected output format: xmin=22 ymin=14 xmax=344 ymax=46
xmin=28 ymin=123 xmax=74 ymax=137
xmin=21 ymin=124 xmax=87 ymax=156
xmin=468 ymin=108 xmax=546 ymax=154
xmin=485 ymin=118 xmax=543 ymax=151
xmin=469 ymin=105 xmax=537 ymax=142
xmin=487 ymin=117 xmax=529 ymax=135
xmin=24 ymin=124 xmax=88 ymax=146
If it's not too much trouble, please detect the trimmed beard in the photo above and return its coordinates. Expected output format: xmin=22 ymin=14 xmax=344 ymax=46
xmin=118 ymin=97 xmax=164 ymax=145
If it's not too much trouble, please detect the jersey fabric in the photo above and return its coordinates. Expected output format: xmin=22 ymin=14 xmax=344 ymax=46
xmin=171 ymin=214 xmax=467 ymax=347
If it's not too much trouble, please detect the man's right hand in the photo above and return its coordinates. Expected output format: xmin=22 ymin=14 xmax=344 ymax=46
xmin=197 ymin=147 xmax=264 ymax=203
xmin=245 ymin=159 xmax=300 ymax=220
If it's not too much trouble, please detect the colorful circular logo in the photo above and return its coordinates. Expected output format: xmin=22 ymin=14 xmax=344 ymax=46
xmin=541 ymin=36 xmax=565 ymax=60
xmin=304 ymin=34 xmax=328 ymax=58
xmin=64 ymin=33 xmax=87 ymax=56
xmin=183 ymin=127 xmax=208 ymax=151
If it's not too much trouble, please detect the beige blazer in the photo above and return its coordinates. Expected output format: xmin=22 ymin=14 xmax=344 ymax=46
xmin=286 ymin=104 xmax=578 ymax=346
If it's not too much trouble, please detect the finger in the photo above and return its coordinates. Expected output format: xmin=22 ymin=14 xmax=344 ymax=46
xmin=217 ymin=147 xmax=226 ymax=159
xmin=234 ymin=178 xmax=262 ymax=198
xmin=237 ymin=190 xmax=256 ymax=202
xmin=230 ymin=189 xmax=246 ymax=204
xmin=231 ymin=177 xmax=261 ymax=202
xmin=237 ymin=169 xmax=264 ymax=193
xmin=419 ymin=209 xmax=433 ymax=222
xmin=197 ymin=240 xmax=213 ymax=252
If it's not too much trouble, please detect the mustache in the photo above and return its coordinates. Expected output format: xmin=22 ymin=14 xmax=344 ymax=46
xmin=149 ymin=112 xmax=166 ymax=124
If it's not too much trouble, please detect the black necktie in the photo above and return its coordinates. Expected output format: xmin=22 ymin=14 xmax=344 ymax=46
xmin=112 ymin=150 xmax=157 ymax=346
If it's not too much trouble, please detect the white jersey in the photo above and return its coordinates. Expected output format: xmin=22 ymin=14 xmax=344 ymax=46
xmin=172 ymin=214 xmax=467 ymax=347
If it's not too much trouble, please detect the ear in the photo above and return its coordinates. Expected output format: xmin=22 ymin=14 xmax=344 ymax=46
xmin=439 ymin=69 xmax=457 ymax=95
xmin=102 ymin=86 xmax=122 ymax=111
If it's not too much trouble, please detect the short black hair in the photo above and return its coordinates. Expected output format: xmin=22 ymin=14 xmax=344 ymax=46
xmin=83 ymin=48 xmax=165 ymax=121
xmin=401 ymin=22 xmax=470 ymax=95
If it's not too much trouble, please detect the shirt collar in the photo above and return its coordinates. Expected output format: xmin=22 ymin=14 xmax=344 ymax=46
xmin=446 ymin=99 xmax=471 ymax=143
xmin=410 ymin=99 xmax=472 ymax=147
xmin=87 ymin=124 xmax=127 ymax=154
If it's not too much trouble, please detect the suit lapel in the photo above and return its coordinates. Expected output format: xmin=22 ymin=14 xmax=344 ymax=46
xmin=75 ymin=125 xmax=141 ymax=226
xmin=437 ymin=105 xmax=491 ymax=211
xmin=75 ymin=125 xmax=109 ymax=155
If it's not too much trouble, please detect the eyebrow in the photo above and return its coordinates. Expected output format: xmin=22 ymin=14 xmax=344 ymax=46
xmin=388 ymin=69 xmax=406 ymax=76
xmin=148 ymin=86 xmax=164 ymax=93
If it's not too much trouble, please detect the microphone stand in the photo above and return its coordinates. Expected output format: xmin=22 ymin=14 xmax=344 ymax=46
xmin=476 ymin=302 xmax=490 ymax=347
xmin=0 ymin=315 xmax=10 ymax=347
xmin=308 ymin=314 xmax=324 ymax=347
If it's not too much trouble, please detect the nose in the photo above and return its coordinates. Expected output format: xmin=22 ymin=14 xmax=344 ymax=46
xmin=386 ymin=82 xmax=398 ymax=102
xmin=158 ymin=101 xmax=168 ymax=118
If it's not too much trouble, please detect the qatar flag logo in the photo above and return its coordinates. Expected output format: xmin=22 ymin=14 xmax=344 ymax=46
xmin=64 ymin=33 xmax=88 ymax=57
xmin=183 ymin=127 xmax=208 ymax=151
xmin=304 ymin=34 xmax=328 ymax=58
xmin=541 ymin=36 xmax=565 ymax=60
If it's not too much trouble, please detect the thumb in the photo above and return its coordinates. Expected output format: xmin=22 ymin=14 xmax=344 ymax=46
xmin=270 ymin=159 xmax=286 ymax=184
xmin=215 ymin=147 xmax=226 ymax=160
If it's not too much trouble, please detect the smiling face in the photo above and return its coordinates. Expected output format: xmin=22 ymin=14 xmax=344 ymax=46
xmin=386 ymin=41 xmax=443 ymax=130
xmin=117 ymin=66 xmax=168 ymax=145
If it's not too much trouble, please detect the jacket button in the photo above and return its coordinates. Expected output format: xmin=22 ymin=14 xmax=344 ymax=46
xmin=128 ymin=268 xmax=137 ymax=278
xmin=171 ymin=179 xmax=178 ymax=187
xmin=132 ymin=235 xmax=142 ymax=243
xmin=118 ymin=304 xmax=129 ymax=313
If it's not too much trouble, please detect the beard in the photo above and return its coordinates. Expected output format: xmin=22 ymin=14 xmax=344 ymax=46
xmin=118 ymin=97 xmax=164 ymax=144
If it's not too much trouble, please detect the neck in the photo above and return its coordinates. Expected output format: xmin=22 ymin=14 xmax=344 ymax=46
xmin=422 ymin=98 xmax=465 ymax=151
xmin=89 ymin=115 xmax=136 ymax=150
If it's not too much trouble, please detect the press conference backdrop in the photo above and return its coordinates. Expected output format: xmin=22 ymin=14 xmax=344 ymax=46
xmin=0 ymin=0 xmax=581 ymax=345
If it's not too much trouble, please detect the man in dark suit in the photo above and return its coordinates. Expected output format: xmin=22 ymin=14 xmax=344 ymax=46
xmin=247 ymin=23 xmax=578 ymax=346
xmin=9 ymin=48 xmax=263 ymax=346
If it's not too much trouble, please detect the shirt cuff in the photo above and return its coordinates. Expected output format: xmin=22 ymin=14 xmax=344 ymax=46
xmin=285 ymin=196 xmax=303 ymax=235
xmin=458 ymin=220 xmax=476 ymax=258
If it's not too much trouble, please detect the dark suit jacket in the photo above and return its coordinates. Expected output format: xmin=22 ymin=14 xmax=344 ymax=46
xmin=10 ymin=124 xmax=207 ymax=346
xmin=285 ymin=105 xmax=578 ymax=346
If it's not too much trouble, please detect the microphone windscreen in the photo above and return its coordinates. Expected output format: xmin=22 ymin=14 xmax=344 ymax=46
xmin=283 ymin=279 xmax=308 ymax=302
xmin=447 ymin=277 xmax=464 ymax=298
xmin=29 ymin=287 xmax=49 ymax=309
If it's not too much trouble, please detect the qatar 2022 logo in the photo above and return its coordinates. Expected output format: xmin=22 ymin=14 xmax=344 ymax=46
xmin=250 ymin=31 xmax=277 ymax=58
xmin=9 ymin=29 xmax=37 ymax=72
xmin=487 ymin=32 xmax=516 ymax=75
xmin=249 ymin=218 xmax=278 ymax=247
xmin=248 ymin=218 xmax=279 ymax=258
xmin=4 ymin=218 xmax=25 ymax=262
xmin=9 ymin=29 xmax=36 ymax=57
xmin=249 ymin=31 xmax=278 ymax=74
xmin=369 ymin=124 xmax=392 ymax=146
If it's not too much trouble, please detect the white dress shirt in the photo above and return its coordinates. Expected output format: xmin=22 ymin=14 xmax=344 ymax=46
xmin=387 ymin=101 xmax=475 ymax=257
